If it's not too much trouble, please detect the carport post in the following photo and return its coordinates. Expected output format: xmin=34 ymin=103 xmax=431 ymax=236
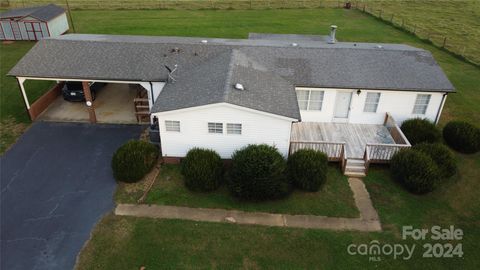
xmin=82 ymin=81 xmax=97 ymax=123
xmin=16 ymin=77 xmax=32 ymax=120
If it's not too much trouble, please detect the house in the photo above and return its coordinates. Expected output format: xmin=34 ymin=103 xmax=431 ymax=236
xmin=0 ymin=4 xmax=68 ymax=41
xmin=8 ymin=27 xmax=455 ymax=175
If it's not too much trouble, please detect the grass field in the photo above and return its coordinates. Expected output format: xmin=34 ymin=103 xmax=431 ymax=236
xmin=6 ymin=0 xmax=341 ymax=10
xmin=357 ymin=0 xmax=480 ymax=65
xmin=116 ymin=164 xmax=359 ymax=217
xmin=1 ymin=7 xmax=479 ymax=269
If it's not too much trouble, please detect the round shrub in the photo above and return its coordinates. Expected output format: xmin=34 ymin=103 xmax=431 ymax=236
xmin=390 ymin=148 xmax=439 ymax=194
xmin=287 ymin=149 xmax=328 ymax=192
xmin=443 ymin=121 xmax=480 ymax=154
xmin=111 ymin=140 xmax=159 ymax=183
xmin=228 ymin=144 xmax=290 ymax=200
xmin=413 ymin=143 xmax=456 ymax=178
xmin=181 ymin=148 xmax=223 ymax=192
xmin=400 ymin=118 xmax=441 ymax=145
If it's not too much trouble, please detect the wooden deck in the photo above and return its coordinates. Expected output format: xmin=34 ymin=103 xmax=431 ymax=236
xmin=291 ymin=122 xmax=396 ymax=158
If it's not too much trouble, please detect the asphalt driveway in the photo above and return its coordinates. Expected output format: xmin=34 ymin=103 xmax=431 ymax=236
xmin=1 ymin=122 xmax=143 ymax=270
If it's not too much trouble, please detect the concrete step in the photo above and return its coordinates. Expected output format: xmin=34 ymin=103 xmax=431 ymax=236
xmin=344 ymin=171 xmax=367 ymax=178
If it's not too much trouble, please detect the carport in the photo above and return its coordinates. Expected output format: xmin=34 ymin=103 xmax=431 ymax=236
xmin=15 ymin=76 xmax=165 ymax=124
xmin=8 ymin=35 xmax=172 ymax=125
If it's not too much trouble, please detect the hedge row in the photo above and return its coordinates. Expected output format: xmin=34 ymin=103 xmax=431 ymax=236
xmin=391 ymin=143 xmax=457 ymax=194
xmin=443 ymin=121 xmax=480 ymax=154
xmin=180 ymin=145 xmax=328 ymax=201
xmin=394 ymin=119 xmax=478 ymax=194
xmin=401 ymin=118 xmax=479 ymax=154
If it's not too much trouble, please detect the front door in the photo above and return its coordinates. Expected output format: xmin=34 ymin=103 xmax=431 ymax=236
xmin=334 ymin=91 xmax=352 ymax=119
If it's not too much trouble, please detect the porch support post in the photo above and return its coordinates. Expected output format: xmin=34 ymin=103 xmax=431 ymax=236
xmin=82 ymin=81 xmax=97 ymax=123
xmin=16 ymin=77 xmax=32 ymax=120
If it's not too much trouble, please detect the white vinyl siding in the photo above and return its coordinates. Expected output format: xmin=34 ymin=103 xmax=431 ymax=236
xmin=413 ymin=94 xmax=431 ymax=114
xmin=227 ymin=123 xmax=242 ymax=135
xmin=297 ymin=87 xmax=444 ymax=125
xmin=363 ymin=92 xmax=381 ymax=113
xmin=47 ymin=13 xmax=69 ymax=37
xmin=208 ymin=122 xmax=223 ymax=134
xmin=154 ymin=104 xmax=293 ymax=158
xmin=165 ymin=120 xmax=180 ymax=132
xmin=296 ymin=89 xmax=324 ymax=111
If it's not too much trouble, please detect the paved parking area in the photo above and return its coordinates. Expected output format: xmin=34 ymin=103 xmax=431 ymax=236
xmin=0 ymin=122 xmax=143 ymax=270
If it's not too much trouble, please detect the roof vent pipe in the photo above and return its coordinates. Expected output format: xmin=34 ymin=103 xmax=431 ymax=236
xmin=328 ymin=25 xmax=337 ymax=44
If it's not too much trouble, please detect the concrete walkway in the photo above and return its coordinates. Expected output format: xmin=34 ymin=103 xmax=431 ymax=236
xmin=115 ymin=178 xmax=381 ymax=232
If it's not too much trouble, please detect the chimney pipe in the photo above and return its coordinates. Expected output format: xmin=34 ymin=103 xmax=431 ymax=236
xmin=328 ymin=25 xmax=337 ymax=44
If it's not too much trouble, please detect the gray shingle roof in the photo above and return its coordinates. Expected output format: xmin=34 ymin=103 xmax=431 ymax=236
xmin=153 ymin=50 xmax=300 ymax=119
xmin=8 ymin=34 xmax=455 ymax=119
xmin=0 ymin=4 xmax=65 ymax=21
xmin=248 ymin=33 xmax=330 ymax=42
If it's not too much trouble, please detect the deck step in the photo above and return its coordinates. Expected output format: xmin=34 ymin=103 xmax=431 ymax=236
xmin=347 ymin=158 xmax=365 ymax=165
xmin=344 ymin=158 xmax=366 ymax=177
xmin=345 ymin=165 xmax=365 ymax=172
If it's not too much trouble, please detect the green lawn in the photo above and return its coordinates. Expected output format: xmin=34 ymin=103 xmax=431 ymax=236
xmin=116 ymin=164 xmax=359 ymax=217
xmin=0 ymin=43 xmax=54 ymax=152
xmin=1 ymin=7 xmax=479 ymax=269
xmin=77 ymin=214 xmax=474 ymax=269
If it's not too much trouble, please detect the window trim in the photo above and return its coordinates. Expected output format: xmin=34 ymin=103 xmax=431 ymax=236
xmin=226 ymin=123 xmax=242 ymax=135
xmin=296 ymin=89 xmax=324 ymax=111
xmin=208 ymin=122 xmax=223 ymax=134
xmin=363 ymin=92 xmax=381 ymax=113
xmin=165 ymin=120 xmax=180 ymax=132
xmin=412 ymin=94 xmax=431 ymax=115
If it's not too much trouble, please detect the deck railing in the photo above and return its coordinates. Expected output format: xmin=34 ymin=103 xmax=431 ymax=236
xmin=289 ymin=141 xmax=345 ymax=159
xmin=364 ymin=113 xmax=412 ymax=172
xmin=365 ymin=143 xmax=410 ymax=162
xmin=384 ymin=113 xmax=411 ymax=145
xmin=289 ymin=140 xmax=347 ymax=172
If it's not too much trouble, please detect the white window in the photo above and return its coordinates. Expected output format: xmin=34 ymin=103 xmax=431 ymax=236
xmin=227 ymin=123 xmax=242 ymax=135
xmin=296 ymin=89 xmax=324 ymax=111
xmin=165 ymin=120 xmax=180 ymax=132
xmin=363 ymin=92 xmax=381 ymax=113
xmin=413 ymin=94 xmax=431 ymax=114
xmin=208 ymin=122 xmax=223 ymax=134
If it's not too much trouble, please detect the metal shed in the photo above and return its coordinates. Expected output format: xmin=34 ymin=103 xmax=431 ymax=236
xmin=0 ymin=4 xmax=69 ymax=41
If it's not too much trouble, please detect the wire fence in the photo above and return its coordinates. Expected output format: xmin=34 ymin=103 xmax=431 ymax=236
xmin=2 ymin=0 xmax=344 ymax=10
xmin=351 ymin=1 xmax=479 ymax=67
